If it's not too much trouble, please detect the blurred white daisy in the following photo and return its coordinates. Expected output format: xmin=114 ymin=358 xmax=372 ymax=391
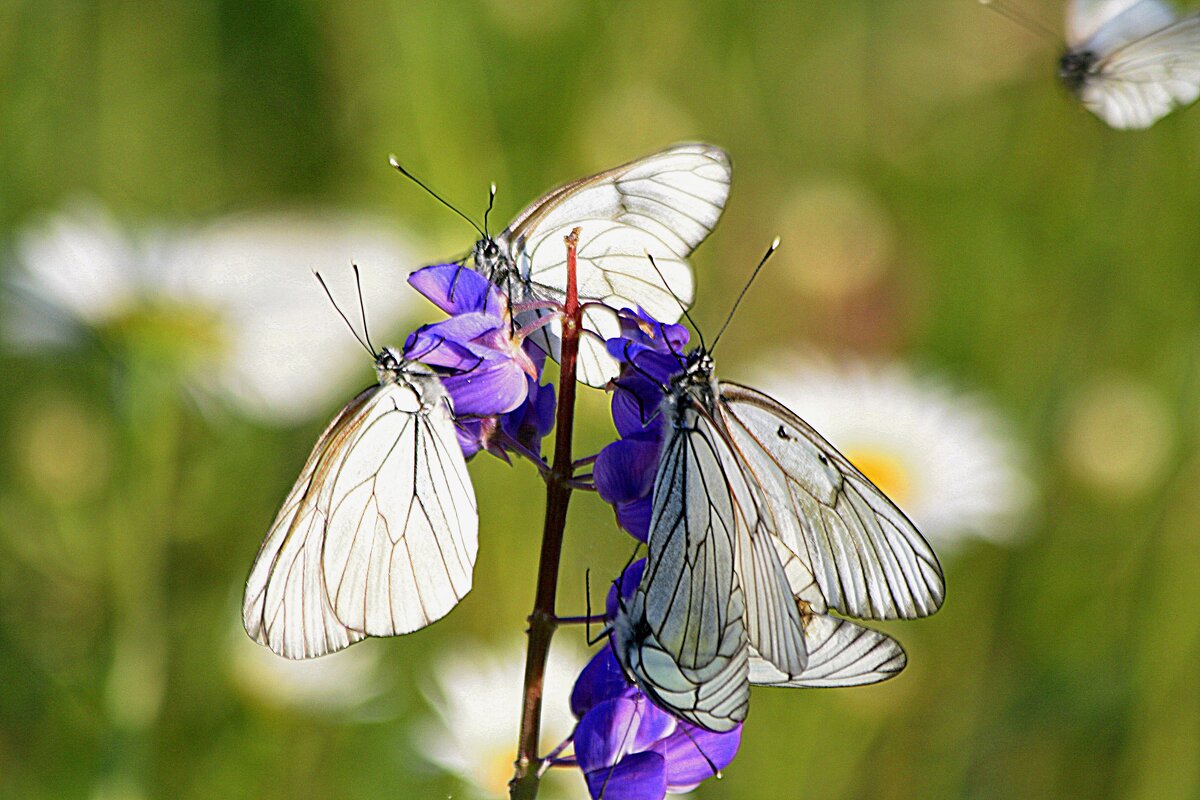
xmin=753 ymin=357 xmax=1034 ymax=550
xmin=6 ymin=200 xmax=424 ymax=423
xmin=415 ymin=640 xmax=588 ymax=800
xmin=229 ymin=624 xmax=385 ymax=715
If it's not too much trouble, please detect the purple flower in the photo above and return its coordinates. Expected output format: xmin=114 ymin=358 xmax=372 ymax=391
xmin=405 ymin=263 xmax=556 ymax=459
xmin=595 ymin=308 xmax=689 ymax=539
xmin=552 ymin=559 xmax=740 ymax=799
xmin=405 ymin=264 xmax=538 ymax=416
xmin=568 ymin=646 xmax=741 ymax=799
xmin=593 ymin=433 xmax=660 ymax=542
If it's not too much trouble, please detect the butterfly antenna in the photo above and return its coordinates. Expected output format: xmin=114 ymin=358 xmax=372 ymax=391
xmin=621 ymin=340 xmax=670 ymax=393
xmin=483 ymin=182 xmax=497 ymax=236
xmin=315 ymin=270 xmax=374 ymax=357
xmin=388 ymin=155 xmax=486 ymax=238
xmin=978 ymin=0 xmax=1058 ymax=41
xmin=351 ymin=263 xmax=376 ymax=356
xmin=711 ymin=236 xmax=780 ymax=354
xmin=598 ymin=695 xmax=644 ymax=800
xmin=677 ymin=723 xmax=721 ymax=778
xmin=646 ymin=251 xmax=704 ymax=358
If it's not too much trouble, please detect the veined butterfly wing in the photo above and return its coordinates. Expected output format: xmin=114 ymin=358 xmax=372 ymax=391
xmin=243 ymin=351 xmax=478 ymax=659
xmin=611 ymin=357 xmax=809 ymax=731
xmin=717 ymin=382 xmax=945 ymax=620
xmin=477 ymin=143 xmax=732 ymax=387
xmin=1061 ymin=0 xmax=1200 ymax=128
xmin=750 ymin=541 xmax=906 ymax=688
xmin=611 ymin=394 xmax=751 ymax=733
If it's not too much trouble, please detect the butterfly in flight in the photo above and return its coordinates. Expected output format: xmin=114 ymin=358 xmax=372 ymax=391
xmin=984 ymin=0 xmax=1200 ymax=128
xmin=394 ymin=143 xmax=732 ymax=388
xmin=243 ymin=280 xmax=478 ymax=659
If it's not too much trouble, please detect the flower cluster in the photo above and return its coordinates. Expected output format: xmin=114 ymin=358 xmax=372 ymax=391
xmin=593 ymin=308 xmax=690 ymax=541
xmin=555 ymin=560 xmax=741 ymax=799
xmin=404 ymin=263 xmax=556 ymax=460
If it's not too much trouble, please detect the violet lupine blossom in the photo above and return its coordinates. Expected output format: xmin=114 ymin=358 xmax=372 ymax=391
xmin=593 ymin=308 xmax=690 ymax=540
xmin=558 ymin=559 xmax=741 ymax=799
xmin=404 ymin=263 xmax=555 ymax=459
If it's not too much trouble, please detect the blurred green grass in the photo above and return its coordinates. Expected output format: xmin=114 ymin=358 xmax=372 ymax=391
xmin=3 ymin=1 xmax=1199 ymax=798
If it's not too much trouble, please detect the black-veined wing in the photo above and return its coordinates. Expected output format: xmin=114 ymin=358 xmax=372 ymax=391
xmin=610 ymin=397 xmax=752 ymax=733
xmin=480 ymin=143 xmax=731 ymax=387
xmin=1062 ymin=0 xmax=1200 ymax=128
xmin=749 ymin=542 xmax=906 ymax=688
xmin=611 ymin=371 xmax=808 ymax=731
xmin=717 ymin=382 xmax=945 ymax=621
xmin=243 ymin=354 xmax=478 ymax=659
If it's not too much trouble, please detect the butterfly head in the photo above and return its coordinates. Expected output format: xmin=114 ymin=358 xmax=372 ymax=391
xmin=472 ymin=235 xmax=516 ymax=284
xmin=373 ymin=346 xmax=407 ymax=383
xmin=1058 ymin=50 xmax=1096 ymax=94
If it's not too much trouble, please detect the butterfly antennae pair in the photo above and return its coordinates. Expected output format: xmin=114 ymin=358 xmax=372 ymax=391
xmin=645 ymin=236 xmax=781 ymax=358
xmin=314 ymin=265 xmax=376 ymax=357
xmin=389 ymin=155 xmax=493 ymax=239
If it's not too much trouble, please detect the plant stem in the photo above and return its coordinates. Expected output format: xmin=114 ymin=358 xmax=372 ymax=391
xmin=511 ymin=228 xmax=583 ymax=800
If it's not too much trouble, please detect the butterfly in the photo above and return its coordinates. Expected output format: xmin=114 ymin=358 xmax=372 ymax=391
xmin=986 ymin=0 xmax=1200 ymax=128
xmin=1058 ymin=0 xmax=1200 ymax=128
xmin=243 ymin=347 xmax=478 ymax=659
xmin=610 ymin=343 xmax=940 ymax=731
xmin=468 ymin=143 xmax=732 ymax=388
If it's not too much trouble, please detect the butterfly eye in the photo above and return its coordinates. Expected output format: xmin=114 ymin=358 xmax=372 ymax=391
xmin=484 ymin=241 xmax=500 ymax=259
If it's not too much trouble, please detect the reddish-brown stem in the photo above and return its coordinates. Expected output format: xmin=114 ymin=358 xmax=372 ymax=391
xmin=510 ymin=228 xmax=583 ymax=800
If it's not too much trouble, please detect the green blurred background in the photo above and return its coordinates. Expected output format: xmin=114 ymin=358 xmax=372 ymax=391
xmin=2 ymin=1 xmax=1199 ymax=798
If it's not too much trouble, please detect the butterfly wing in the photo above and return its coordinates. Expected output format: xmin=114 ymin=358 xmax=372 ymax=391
xmin=1082 ymin=14 xmax=1200 ymax=128
xmin=748 ymin=615 xmax=906 ymax=688
xmin=610 ymin=401 xmax=751 ymax=732
xmin=1065 ymin=0 xmax=1175 ymax=49
xmin=748 ymin=541 xmax=906 ymax=688
xmin=243 ymin=371 xmax=478 ymax=659
xmin=505 ymin=143 xmax=731 ymax=387
xmin=718 ymin=382 xmax=945 ymax=621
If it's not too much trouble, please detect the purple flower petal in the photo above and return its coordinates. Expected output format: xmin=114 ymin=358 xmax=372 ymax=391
xmin=651 ymin=723 xmax=742 ymax=792
xmin=500 ymin=378 xmax=556 ymax=457
xmin=605 ymin=560 xmax=645 ymax=620
xmin=404 ymin=324 xmax=487 ymax=373
xmin=584 ymin=751 xmax=666 ymax=800
xmin=611 ymin=375 xmax=666 ymax=438
xmin=441 ymin=358 xmax=529 ymax=416
xmin=630 ymin=700 xmax=677 ymax=752
xmin=615 ymin=497 xmax=653 ymax=542
xmin=594 ymin=435 xmax=660 ymax=505
xmin=576 ymin=698 xmax=644 ymax=774
xmin=408 ymin=263 xmax=505 ymax=316
xmin=571 ymin=644 xmax=635 ymax=718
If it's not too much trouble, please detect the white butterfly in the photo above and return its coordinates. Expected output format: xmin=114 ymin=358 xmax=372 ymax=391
xmin=243 ymin=348 xmax=478 ymax=659
xmin=470 ymin=143 xmax=732 ymax=388
xmin=1060 ymin=0 xmax=1200 ymax=128
xmin=611 ymin=348 xmax=940 ymax=731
